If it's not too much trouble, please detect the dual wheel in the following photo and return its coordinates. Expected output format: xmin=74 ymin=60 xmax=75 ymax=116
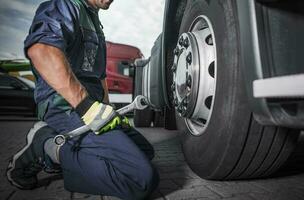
xmin=172 ymin=0 xmax=299 ymax=179
xmin=133 ymin=65 xmax=164 ymax=127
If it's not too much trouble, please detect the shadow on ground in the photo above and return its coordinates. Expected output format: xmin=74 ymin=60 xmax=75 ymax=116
xmin=148 ymin=130 xmax=304 ymax=199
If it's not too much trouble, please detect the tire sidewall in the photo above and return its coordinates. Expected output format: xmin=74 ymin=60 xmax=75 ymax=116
xmin=134 ymin=67 xmax=153 ymax=127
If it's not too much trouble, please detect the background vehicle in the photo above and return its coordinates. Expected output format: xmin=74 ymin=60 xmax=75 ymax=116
xmin=0 ymin=72 xmax=36 ymax=116
xmin=105 ymin=41 xmax=143 ymax=109
xmin=106 ymin=41 xmax=142 ymax=95
xmin=137 ymin=0 xmax=304 ymax=180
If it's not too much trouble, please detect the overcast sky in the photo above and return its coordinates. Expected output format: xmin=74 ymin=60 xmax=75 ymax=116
xmin=0 ymin=0 xmax=165 ymax=59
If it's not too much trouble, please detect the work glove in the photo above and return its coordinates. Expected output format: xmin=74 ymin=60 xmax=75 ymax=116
xmin=99 ymin=115 xmax=131 ymax=132
xmin=76 ymin=96 xmax=121 ymax=134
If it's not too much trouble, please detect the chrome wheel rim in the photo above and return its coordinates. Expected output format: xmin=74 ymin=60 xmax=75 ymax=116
xmin=172 ymin=15 xmax=217 ymax=136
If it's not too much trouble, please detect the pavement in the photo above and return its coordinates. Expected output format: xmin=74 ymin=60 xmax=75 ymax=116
xmin=0 ymin=119 xmax=304 ymax=200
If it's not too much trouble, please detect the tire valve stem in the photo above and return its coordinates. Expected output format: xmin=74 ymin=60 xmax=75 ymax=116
xmin=171 ymin=63 xmax=177 ymax=72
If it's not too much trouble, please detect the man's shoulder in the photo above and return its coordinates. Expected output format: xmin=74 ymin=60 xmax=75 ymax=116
xmin=36 ymin=0 xmax=81 ymax=16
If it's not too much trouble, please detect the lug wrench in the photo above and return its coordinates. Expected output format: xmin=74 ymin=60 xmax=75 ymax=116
xmin=54 ymin=95 xmax=148 ymax=146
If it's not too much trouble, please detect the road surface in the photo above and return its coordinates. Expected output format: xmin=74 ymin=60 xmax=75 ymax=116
xmin=0 ymin=119 xmax=303 ymax=200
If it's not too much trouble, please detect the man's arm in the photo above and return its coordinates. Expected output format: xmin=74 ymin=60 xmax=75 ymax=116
xmin=28 ymin=43 xmax=87 ymax=108
xmin=28 ymin=43 xmax=120 ymax=134
xmin=101 ymin=79 xmax=109 ymax=104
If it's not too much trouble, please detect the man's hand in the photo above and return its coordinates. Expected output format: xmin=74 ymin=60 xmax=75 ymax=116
xmin=82 ymin=102 xmax=118 ymax=134
xmin=76 ymin=96 xmax=122 ymax=134
xmin=97 ymin=115 xmax=131 ymax=133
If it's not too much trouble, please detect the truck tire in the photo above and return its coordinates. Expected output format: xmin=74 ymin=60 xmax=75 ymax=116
xmin=153 ymin=111 xmax=164 ymax=127
xmin=134 ymin=108 xmax=153 ymax=127
xmin=133 ymin=65 xmax=153 ymax=127
xmin=172 ymin=0 xmax=300 ymax=180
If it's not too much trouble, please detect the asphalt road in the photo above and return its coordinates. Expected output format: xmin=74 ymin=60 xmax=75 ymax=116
xmin=0 ymin=119 xmax=304 ymax=200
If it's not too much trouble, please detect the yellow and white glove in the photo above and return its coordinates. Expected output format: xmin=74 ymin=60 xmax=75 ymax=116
xmin=76 ymin=96 xmax=122 ymax=134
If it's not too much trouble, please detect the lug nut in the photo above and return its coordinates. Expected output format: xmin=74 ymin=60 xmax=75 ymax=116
xmin=186 ymin=52 xmax=192 ymax=64
xmin=183 ymin=37 xmax=189 ymax=48
xmin=179 ymin=37 xmax=184 ymax=46
xmin=173 ymin=47 xmax=180 ymax=56
xmin=186 ymin=75 xmax=192 ymax=87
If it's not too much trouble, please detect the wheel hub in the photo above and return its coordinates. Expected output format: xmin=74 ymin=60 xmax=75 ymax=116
xmin=172 ymin=15 xmax=217 ymax=136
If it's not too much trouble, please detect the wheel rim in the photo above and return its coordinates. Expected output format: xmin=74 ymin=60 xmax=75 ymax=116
xmin=172 ymin=15 xmax=217 ymax=136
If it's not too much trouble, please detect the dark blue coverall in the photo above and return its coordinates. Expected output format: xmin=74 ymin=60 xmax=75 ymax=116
xmin=24 ymin=0 xmax=159 ymax=199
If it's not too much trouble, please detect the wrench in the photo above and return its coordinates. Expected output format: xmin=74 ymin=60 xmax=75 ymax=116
xmin=54 ymin=95 xmax=148 ymax=146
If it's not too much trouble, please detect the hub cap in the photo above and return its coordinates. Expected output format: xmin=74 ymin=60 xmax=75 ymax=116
xmin=172 ymin=15 xmax=217 ymax=136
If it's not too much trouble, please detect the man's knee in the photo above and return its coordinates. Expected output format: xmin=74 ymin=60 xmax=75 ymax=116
xmin=123 ymin=163 xmax=159 ymax=200
xmin=86 ymin=161 xmax=159 ymax=199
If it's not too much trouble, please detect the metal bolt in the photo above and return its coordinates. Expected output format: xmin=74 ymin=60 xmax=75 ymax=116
xmin=173 ymin=47 xmax=180 ymax=56
xmin=186 ymin=75 xmax=192 ymax=87
xmin=179 ymin=37 xmax=184 ymax=46
xmin=183 ymin=37 xmax=189 ymax=48
xmin=186 ymin=52 xmax=192 ymax=64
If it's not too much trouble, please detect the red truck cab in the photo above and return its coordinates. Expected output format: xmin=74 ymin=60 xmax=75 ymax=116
xmin=106 ymin=41 xmax=143 ymax=94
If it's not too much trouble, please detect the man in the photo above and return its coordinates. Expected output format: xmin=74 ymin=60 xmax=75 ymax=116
xmin=6 ymin=0 xmax=159 ymax=199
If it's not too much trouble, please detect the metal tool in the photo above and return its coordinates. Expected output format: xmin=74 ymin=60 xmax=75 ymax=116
xmin=54 ymin=95 xmax=148 ymax=146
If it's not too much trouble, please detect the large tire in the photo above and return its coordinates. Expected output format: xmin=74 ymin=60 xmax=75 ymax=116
xmin=174 ymin=0 xmax=299 ymax=180
xmin=133 ymin=65 xmax=153 ymax=127
xmin=134 ymin=108 xmax=153 ymax=127
xmin=153 ymin=111 xmax=164 ymax=127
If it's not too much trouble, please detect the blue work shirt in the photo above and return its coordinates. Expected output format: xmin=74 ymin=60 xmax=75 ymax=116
xmin=24 ymin=0 xmax=107 ymax=118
